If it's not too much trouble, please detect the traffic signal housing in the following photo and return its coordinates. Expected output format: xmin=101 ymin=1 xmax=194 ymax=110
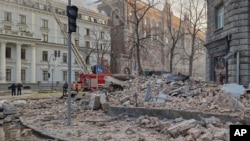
xmin=54 ymin=50 xmax=57 ymax=57
xmin=67 ymin=6 xmax=78 ymax=33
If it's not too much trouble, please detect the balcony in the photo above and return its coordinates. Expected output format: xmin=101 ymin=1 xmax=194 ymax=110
xmin=40 ymin=27 xmax=50 ymax=32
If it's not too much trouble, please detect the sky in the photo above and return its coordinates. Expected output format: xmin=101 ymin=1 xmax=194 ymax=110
xmin=60 ymin=0 xmax=98 ymax=10
xmin=59 ymin=0 xmax=206 ymax=17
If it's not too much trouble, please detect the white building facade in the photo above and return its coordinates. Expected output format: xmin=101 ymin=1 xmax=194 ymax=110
xmin=0 ymin=0 xmax=111 ymax=85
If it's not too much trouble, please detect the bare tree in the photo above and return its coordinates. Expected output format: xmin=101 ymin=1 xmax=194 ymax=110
xmin=82 ymin=27 xmax=111 ymax=72
xmin=182 ymin=0 xmax=206 ymax=76
xmin=125 ymin=0 xmax=159 ymax=75
xmin=164 ymin=1 xmax=184 ymax=73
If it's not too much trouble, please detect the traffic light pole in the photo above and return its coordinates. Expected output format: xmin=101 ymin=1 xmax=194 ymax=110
xmin=67 ymin=0 xmax=72 ymax=126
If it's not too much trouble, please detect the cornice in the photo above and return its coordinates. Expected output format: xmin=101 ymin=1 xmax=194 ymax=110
xmin=0 ymin=1 xmax=53 ymax=16
xmin=0 ymin=34 xmax=40 ymax=43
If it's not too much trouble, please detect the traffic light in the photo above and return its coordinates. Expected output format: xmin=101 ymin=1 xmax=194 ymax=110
xmin=48 ymin=73 xmax=50 ymax=78
xmin=67 ymin=6 xmax=78 ymax=33
xmin=58 ymin=51 xmax=60 ymax=57
xmin=54 ymin=50 xmax=57 ymax=57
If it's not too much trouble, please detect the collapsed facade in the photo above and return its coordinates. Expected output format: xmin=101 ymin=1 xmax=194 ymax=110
xmin=205 ymin=0 xmax=250 ymax=86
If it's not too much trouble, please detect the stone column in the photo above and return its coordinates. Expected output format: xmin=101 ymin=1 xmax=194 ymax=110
xmin=16 ymin=43 xmax=22 ymax=83
xmin=31 ymin=46 xmax=36 ymax=83
xmin=0 ymin=41 xmax=6 ymax=83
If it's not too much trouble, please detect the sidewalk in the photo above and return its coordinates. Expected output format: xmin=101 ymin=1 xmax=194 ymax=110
xmin=0 ymin=92 xmax=62 ymax=101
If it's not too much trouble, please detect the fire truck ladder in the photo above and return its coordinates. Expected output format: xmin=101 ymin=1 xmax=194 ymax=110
xmin=46 ymin=0 xmax=90 ymax=74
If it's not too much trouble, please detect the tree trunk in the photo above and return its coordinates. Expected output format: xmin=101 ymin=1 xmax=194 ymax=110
xmin=189 ymin=34 xmax=196 ymax=76
xmin=169 ymin=45 xmax=175 ymax=73
xmin=136 ymin=43 xmax=143 ymax=75
xmin=188 ymin=56 xmax=193 ymax=76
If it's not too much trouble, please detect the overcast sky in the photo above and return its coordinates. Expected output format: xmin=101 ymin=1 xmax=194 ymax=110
xmin=59 ymin=0 xmax=205 ymax=17
xmin=60 ymin=0 xmax=98 ymax=10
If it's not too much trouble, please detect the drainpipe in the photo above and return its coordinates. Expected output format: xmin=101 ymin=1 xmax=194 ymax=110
xmin=226 ymin=34 xmax=231 ymax=83
xmin=236 ymin=51 xmax=240 ymax=84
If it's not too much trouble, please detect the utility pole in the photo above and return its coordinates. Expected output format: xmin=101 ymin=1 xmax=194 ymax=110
xmin=67 ymin=0 xmax=72 ymax=126
xmin=67 ymin=0 xmax=78 ymax=126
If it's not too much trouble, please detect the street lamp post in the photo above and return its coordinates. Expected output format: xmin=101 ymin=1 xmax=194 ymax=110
xmin=48 ymin=50 xmax=60 ymax=90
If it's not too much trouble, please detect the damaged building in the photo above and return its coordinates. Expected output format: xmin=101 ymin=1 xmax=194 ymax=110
xmin=205 ymin=0 xmax=250 ymax=86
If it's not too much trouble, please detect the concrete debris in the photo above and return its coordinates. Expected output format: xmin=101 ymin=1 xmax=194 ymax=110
xmin=12 ymin=100 xmax=27 ymax=106
xmin=221 ymin=83 xmax=245 ymax=97
xmin=89 ymin=94 xmax=101 ymax=110
xmin=136 ymin=115 xmax=160 ymax=128
xmin=102 ymin=75 xmax=250 ymax=118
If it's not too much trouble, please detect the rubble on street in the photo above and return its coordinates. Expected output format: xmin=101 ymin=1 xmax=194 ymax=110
xmin=0 ymin=74 xmax=250 ymax=140
xmin=105 ymin=75 xmax=250 ymax=118
xmin=2 ymin=98 xmax=237 ymax=141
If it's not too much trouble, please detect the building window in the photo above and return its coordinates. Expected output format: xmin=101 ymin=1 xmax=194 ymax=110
xmin=19 ymin=15 xmax=26 ymax=24
xmin=42 ymin=34 xmax=48 ymax=42
xmin=4 ymin=12 xmax=12 ymax=22
xmin=100 ymin=31 xmax=104 ymax=38
xmin=75 ymin=72 xmax=79 ymax=82
xmin=21 ymin=49 xmax=26 ymax=60
xmin=86 ymin=28 xmax=90 ymax=36
xmin=42 ymin=51 xmax=48 ymax=61
xmin=63 ymin=53 xmax=67 ymax=63
xmin=75 ymin=40 xmax=79 ymax=47
xmin=85 ymin=41 xmax=90 ymax=48
xmin=100 ymin=44 xmax=103 ymax=50
xmin=6 ymin=47 xmax=11 ymax=58
xmin=63 ymin=71 xmax=67 ymax=81
xmin=6 ymin=69 xmax=11 ymax=81
xmin=216 ymin=5 xmax=224 ymax=29
xmin=43 ymin=70 xmax=48 ymax=81
xmin=64 ymin=38 xmax=68 ymax=45
xmin=42 ymin=19 xmax=48 ymax=28
xmin=21 ymin=69 xmax=26 ymax=81
xmin=75 ymin=59 xmax=78 ymax=64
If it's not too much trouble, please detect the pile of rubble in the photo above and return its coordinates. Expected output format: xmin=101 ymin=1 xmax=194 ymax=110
xmin=103 ymin=75 xmax=250 ymax=116
xmin=136 ymin=115 xmax=232 ymax=141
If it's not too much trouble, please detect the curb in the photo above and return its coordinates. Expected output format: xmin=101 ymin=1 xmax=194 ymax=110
xmin=107 ymin=106 xmax=250 ymax=124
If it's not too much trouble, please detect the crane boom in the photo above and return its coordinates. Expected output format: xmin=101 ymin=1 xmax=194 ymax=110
xmin=46 ymin=0 xmax=90 ymax=74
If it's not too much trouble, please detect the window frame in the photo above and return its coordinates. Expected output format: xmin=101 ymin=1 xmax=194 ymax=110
xmin=216 ymin=5 xmax=224 ymax=29
xmin=43 ymin=70 xmax=48 ymax=81
xmin=42 ymin=51 xmax=48 ymax=61
xmin=21 ymin=69 xmax=26 ymax=81
xmin=19 ymin=14 xmax=26 ymax=24
xmin=86 ymin=28 xmax=90 ymax=36
xmin=4 ymin=12 xmax=12 ymax=22
xmin=42 ymin=19 xmax=48 ymax=28
xmin=6 ymin=69 xmax=11 ymax=81
xmin=6 ymin=47 xmax=11 ymax=58
xmin=75 ymin=72 xmax=79 ymax=82
xmin=85 ymin=41 xmax=90 ymax=48
xmin=75 ymin=40 xmax=79 ymax=47
xmin=21 ymin=49 xmax=26 ymax=60
xmin=63 ymin=53 xmax=67 ymax=63
xmin=42 ymin=34 xmax=48 ymax=42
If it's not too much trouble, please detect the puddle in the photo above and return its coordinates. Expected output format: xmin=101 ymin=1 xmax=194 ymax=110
xmin=0 ymin=123 xmax=54 ymax=141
